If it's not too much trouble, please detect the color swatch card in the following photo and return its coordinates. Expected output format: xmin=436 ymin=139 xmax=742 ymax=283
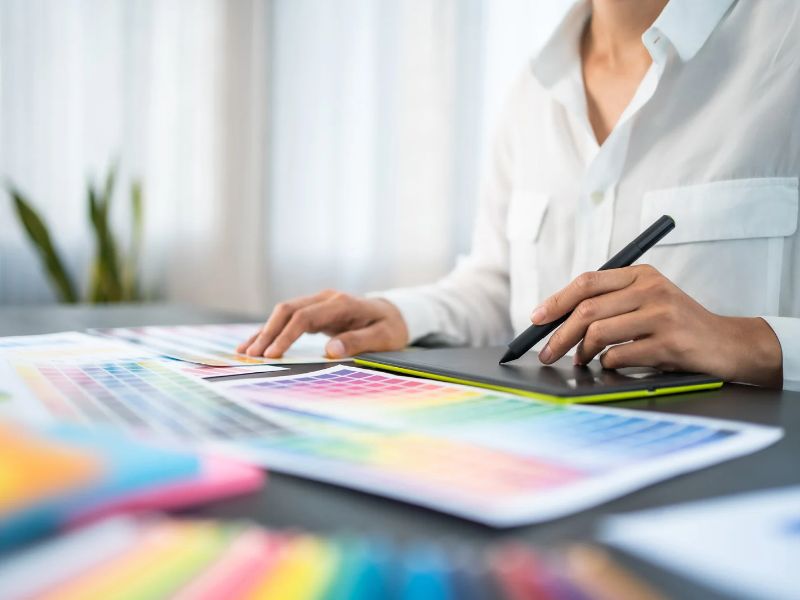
xmin=0 ymin=421 xmax=199 ymax=548
xmin=171 ymin=361 xmax=287 ymax=380
xmin=0 ymin=514 xmax=666 ymax=600
xmin=0 ymin=337 xmax=290 ymax=443
xmin=602 ymin=486 xmax=800 ymax=600
xmin=0 ymin=422 xmax=102 ymax=518
xmin=69 ymin=455 xmax=265 ymax=526
xmin=0 ymin=332 xmax=154 ymax=422
xmin=92 ymin=323 xmax=348 ymax=366
xmin=216 ymin=366 xmax=781 ymax=527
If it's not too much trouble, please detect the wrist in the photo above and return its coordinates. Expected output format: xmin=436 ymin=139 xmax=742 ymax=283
xmin=718 ymin=316 xmax=783 ymax=387
xmin=369 ymin=298 xmax=410 ymax=345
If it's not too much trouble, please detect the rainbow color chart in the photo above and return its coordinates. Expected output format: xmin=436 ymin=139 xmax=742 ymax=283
xmin=0 ymin=515 xmax=665 ymax=600
xmin=93 ymin=324 xmax=344 ymax=366
xmin=217 ymin=366 xmax=781 ymax=526
xmin=3 ymin=355 xmax=287 ymax=443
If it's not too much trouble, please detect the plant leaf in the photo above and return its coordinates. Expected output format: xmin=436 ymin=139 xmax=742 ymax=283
xmin=8 ymin=186 xmax=78 ymax=303
xmin=102 ymin=160 xmax=117 ymax=213
xmin=88 ymin=257 xmax=106 ymax=303
xmin=88 ymin=177 xmax=122 ymax=302
xmin=122 ymin=179 xmax=144 ymax=301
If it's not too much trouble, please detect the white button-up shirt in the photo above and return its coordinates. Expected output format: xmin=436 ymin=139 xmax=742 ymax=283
xmin=377 ymin=0 xmax=800 ymax=389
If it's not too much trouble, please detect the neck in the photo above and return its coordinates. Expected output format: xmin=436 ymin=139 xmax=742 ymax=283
xmin=587 ymin=0 xmax=668 ymax=64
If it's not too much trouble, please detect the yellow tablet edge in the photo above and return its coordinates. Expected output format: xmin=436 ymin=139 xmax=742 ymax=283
xmin=353 ymin=358 xmax=723 ymax=404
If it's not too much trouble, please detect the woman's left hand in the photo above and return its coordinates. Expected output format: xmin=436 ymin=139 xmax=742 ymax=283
xmin=531 ymin=264 xmax=783 ymax=387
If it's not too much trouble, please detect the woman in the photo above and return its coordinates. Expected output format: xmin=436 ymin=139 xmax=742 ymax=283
xmin=240 ymin=0 xmax=800 ymax=389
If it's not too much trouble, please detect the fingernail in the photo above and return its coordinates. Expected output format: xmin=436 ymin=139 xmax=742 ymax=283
xmin=326 ymin=339 xmax=346 ymax=358
xmin=531 ymin=306 xmax=546 ymax=324
xmin=539 ymin=344 xmax=553 ymax=364
xmin=264 ymin=344 xmax=279 ymax=357
xmin=573 ymin=344 xmax=583 ymax=366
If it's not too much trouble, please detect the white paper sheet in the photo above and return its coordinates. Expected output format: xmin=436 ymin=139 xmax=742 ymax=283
xmin=0 ymin=331 xmax=156 ymax=363
xmin=601 ymin=486 xmax=800 ymax=600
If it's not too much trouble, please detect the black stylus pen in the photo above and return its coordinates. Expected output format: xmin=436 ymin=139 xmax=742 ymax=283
xmin=499 ymin=214 xmax=675 ymax=364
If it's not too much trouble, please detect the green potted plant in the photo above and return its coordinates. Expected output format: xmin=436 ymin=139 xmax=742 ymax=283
xmin=7 ymin=163 xmax=145 ymax=303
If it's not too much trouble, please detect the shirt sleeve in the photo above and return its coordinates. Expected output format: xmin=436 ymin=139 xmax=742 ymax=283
xmin=760 ymin=316 xmax=800 ymax=391
xmin=368 ymin=98 xmax=517 ymax=347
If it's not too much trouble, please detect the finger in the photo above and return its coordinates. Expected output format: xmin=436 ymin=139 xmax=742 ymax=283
xmin=244 ymin=290 xmax=335 ymax=356
xmin=264 ymin=297 xmax=356 ymax=358
xmin=599 ymin=338 xmax=666 ymax=371
xmin=532 ymin=267 xmax=644 ymax=325
xmin=540 ymin=288 xmax=642 ymax=364
xmin=325 ymin=321 xmax=397 ymax=358
xmin=236 ymin=331 xmax=260 ymax=354
xmin=573 ymin=309 xmax=657 ymax=366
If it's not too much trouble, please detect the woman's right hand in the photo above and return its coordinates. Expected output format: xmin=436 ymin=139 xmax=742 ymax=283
xmin=236 ymin=289 xmax=409 ymax=359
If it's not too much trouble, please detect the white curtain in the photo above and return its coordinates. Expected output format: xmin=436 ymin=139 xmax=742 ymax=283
xmin=0 ymin=0 xmax=271 ymax=312
xmin=0 ymin=0 xmax=570 ymax=313
xmin=266 ymin=0 xmax=571 ymax=306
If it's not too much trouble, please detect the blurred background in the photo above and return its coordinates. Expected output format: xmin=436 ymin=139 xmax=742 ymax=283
xmin=0 ymin=0 xmax=570 ymax=315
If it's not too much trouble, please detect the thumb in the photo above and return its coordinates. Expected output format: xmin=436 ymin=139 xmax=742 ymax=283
xmin=325 ymin=323 xmax=392 ymax=358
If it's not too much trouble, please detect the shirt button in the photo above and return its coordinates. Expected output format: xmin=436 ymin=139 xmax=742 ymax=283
xmin=591 ymin=191 xmax=604 ymax=205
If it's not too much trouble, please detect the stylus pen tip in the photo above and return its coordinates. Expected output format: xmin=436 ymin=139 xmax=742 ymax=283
xmin=499 ymin=349 xmax=517 ymax=364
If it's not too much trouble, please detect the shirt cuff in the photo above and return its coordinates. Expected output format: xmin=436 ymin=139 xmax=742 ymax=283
xmin=367 ymin=288 xmax=441 ymax=344
xmin=760 ymin=316 xmax=800 ymax=391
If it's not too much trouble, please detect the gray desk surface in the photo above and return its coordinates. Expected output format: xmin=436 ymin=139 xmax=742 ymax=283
xmin=2 ymin=303 xmax=797 ymax=599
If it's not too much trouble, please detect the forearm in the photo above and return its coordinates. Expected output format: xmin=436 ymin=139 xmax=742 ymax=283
xmin=373 ymin=259 xmax=512 ymax=347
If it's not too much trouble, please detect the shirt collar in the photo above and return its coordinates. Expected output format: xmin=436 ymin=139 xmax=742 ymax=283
xmin=531 ymin=0 xmax=736 ymax=87
xmin=650 ymin=0 xmax=736 ymax=62
xmin=531 ymin=0 xmax=590 ymax=89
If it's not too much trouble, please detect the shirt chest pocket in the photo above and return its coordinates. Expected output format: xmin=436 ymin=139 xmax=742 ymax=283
xmin=641 ymin=177 xmax=798 ymax=317
xmin=506 ymin=190 xmax=549 ymax=333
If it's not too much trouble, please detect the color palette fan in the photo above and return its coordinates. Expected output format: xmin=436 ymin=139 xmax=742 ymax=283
xmin=0 ymin=514 xmax=666 ymax=600
xmin=217 ymin=366 xmax=782 ymax=526
xmin=0 ymin=420 xmax=264 ymax=549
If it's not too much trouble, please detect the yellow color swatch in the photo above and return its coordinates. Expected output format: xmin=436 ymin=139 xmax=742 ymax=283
xmin=0 ymin=423 xmax=101 ymax=514
xmin=246 ymin=535 xmax=339 ymax=600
